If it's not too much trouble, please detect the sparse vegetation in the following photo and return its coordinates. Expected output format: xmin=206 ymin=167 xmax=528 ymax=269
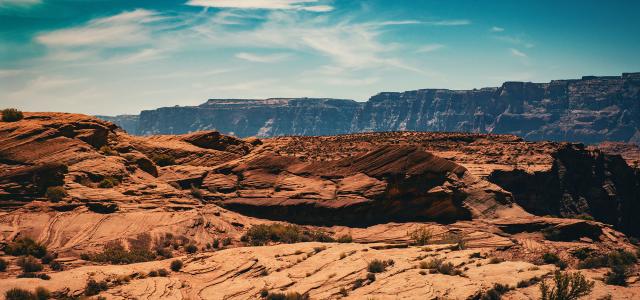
xmin=45 ymin=186 xmax=66 ymax=202
xmin=539 ymin=271 xmax=594 ymax=300
xmin=517 ymin=276 xmax=541 ymax=288
xmin=85 ymin=279 xmax=108 ymax=296
xmin=5 ymin=287 xmax=50 ymax=300
xmin=99 ymin=146 xmax=117 ymax=156
xmin=408 ymin=226 xmax=432 ymax=245
xmin=17 ymin=256 xmax=44 ymax=272
xmin=4 ymin=237 xmax=48 ymax=258
xmin=418 ymin=258 xmax=462 ymax=275
xmin=367 ymin=259 xmax=387 ymax=273
xmin=488 ymin=257 xmax=505 ymax=264
xmin=1 ymin=108 xmax=24 ymax=122
xmin=185 ymin=244 xmax=198 ymax=254
xmin=542 ymin=253 xmax=567 ymax=270
xmin=264 ymin=292 xmax=310 ymax=300
xmin=171 ymin=259 xmax=183 ymax=272
xmin=40 ymin=252 xmax=56 ymax=264
xmin=83 ymin=234 xmax=156 ymax=264
xmin=158 ymin=268 xmax=169 ymax=276
xmin=49 ymin=260 xmax=63 ymax=271
xmin=604 ymin=265 xmax=629 ymax=286
xmin=475 ymin=283 xmax=512 ymax=300
xmin=337 ymin=234 xmax=353 ymax=243
xmin=150 ymin=153 xmax=176 ymax=167
xmin=0 ymin=258 xmax=7 ymax=271
xmin=98 ymin=177 xmax=119 ymax=188
xmin=577 ymin=249 xmax=637 ymax=270
xmin=366 ymin=272 xmax=376 ymax=281
xmin=241 ymin=223 xmax=335 ymax=246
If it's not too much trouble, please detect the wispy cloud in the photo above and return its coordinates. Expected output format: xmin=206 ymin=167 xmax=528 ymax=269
xmin=0 ymin=0 xmax=41 ymax=8
xmin=509 ymin=48 xmax=527 ymax=57
xmin=416 ymin=43 xmax=445 ymax=53
xmin=36 ymin=9 xmax=162 ymax=47
xmin=186 ymin=0 xmax=333 ymax=12
xmin=490 ymin=26 xmax=504 ymax=32
xmin=423 ymin=19 xmax=470 ymax=26
xmin=494 ymin=35 xmax=534 ymax=48
xmin=235 ymin=52 xmax=290 ymax=63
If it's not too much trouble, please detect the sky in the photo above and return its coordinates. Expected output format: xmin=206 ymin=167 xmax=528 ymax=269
xmin=1 ymin=0 xmax=639 ymax=115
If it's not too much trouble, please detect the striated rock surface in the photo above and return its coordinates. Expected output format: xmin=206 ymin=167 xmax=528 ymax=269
xmin=102 ymin=73 xmax=640 ymax=145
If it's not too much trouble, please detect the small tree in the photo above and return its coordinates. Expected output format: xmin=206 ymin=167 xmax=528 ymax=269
xmin=170 ymin=259 xmax=183 ymax=272
xmin=1 ymin=108 xmax=24 ymax=122
xmin=540 ymin=271 xmax=594 ymax=300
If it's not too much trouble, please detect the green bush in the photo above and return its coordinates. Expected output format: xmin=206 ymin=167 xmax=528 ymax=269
xmin=170 ymin=259 xmax=183 ymax=272
xmin=212 ymin=238 xmax=220 ymax=249
xmin=408 ymin=226 xmax=432 ymax=245
xmin=98 ymin=177 xmax=119 ymax=188
xmin=45 ymin=186 xmax=67 ymax=202
xmin=0 ymin=258 xmax=7 ymax=271
xmin=477 ymin=283 xmax=512 ymax=300
xmin=4 ymin=237 xmax=48 ymax=258
xmin=17 ymin=256 xmax=44 ymax=272
xmin=241 ymin=224 xmax=334 ymax=246
xmin=1 ymin=108 xmax=24 ymax=122
xmin=150 ymin=153 xmax=175 ymax=167
xmin=49 ymin=260 xmax=63 ymax=271
xmin=540 ymin=271 xmax=594 ymax=300
xmin=85 ymin=279 xmax=108 ymax=296
xmin=157 ymin=268 xmax=169 ymax=277
xmin=578 ymin=250 xmax=637 ymax=269
xmin=40 ymin=252 xmax=56 ymax=264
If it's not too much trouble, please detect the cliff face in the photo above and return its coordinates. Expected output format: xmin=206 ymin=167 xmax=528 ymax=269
xmin=100 ymin=73 xmax=640 ymax=144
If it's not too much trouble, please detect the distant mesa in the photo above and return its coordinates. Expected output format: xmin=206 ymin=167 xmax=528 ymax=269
xmin=98 ymin=72 xmax=640 ymax=145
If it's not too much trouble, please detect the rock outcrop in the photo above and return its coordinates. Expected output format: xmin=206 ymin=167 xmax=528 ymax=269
xmin=101 ymin=73 xmax=640 ymax=145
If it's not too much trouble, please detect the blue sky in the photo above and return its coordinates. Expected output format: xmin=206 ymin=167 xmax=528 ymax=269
xmin=1 ymin=0 xmax=639 ymax=115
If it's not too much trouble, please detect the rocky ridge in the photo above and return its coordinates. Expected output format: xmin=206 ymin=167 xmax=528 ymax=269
xmin=102 ymin=73 xmax=640 ymax=145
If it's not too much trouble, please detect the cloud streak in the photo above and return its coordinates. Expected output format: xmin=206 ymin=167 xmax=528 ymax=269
xmin=186 ymin=0 xmax=333 ymax=12
xmin=509 ymin=48 xmax=527 ymax=57
xmin=235 ymin=52 xmax=290 ymax=63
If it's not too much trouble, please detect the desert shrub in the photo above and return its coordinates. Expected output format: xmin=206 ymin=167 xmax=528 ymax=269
xmin=35 ymin=287 xmax=50 ymax=300
xmin=45 ymin=186 xmax=66 ymax=202
xmin=190 ymin=185 xmax=203 ymax=199
xmin=337 ymin=234 xmax=353 ymax=243
xmin=265 ymin=292 xmax=309 ymax=300
xmin=366 ymin=272 xmax=376 ymax=281
xmin=539 ymin=271 xmax=594 ymax=300
xmin=148 ymin=270 xmax=159 ymax=277
xmin=241 ymin=224 xmax=334 ymax=246
xmin=517 ymin=276 xmax=541 ymax=288
xmin=212 ymin=238 xmax=220 ymax=249
xmin=604 ymin=265 xmax=629 ymax=286
xmin=99 ymin=146 xmax=117 ymax=156
xmin=40 ymin=252 xmax=56 ymax=264
xmin=86 ymin=236 xmax=155 ymax=264
xmin=436 ymin=261 xmax=462 ymax=276
xmin=353 ymin=278 xmax=365 ymax=289
xmin=571 ymin=248 xmax=593 ymax=260
xmin=469 ymin=252 xmax=483 ymax=259
xmin=223 ymin=237 xmax=232 ymax=246
xmin=260 ymin=289 xmax=269 ymax=298
xmin=1 ymin=108 xmax=24 ymax=122
xmin=5 ymin=288 xmax=35 ymax=300
xmin=155 ymin=246 xmax=173 ymax=258
xmin=157 ymin=268 xmax=169 ymax=277
xmin=17 ymin=256 xmax=44 ymax=272
xmin=170 ymin=259 xmax=183 ymax=271
xmin=49 ymin=260 xmax=63 ymax=271
xmin=488 ymin=257 xmax=504 ymax=264
xmin=339 ymin=287 xmax=348 ymax=296
xmin=150 ymin=153 xmax=175 ymax=167
xmin=17 ymin=272 xmax=50 ymax=279
xmin=98 ymin=177 xmax=119 ymax=188
xmin=408 ymin=226 xmax=432 ymax=246
xmin=4 ymin=237 xmax=48 ymax=258
xmin=367 ymin=259 xmax=386 ymax=273
xmin=185 ymin=244 xmax=198 ymax=254
xmin=476 ymin=283 xmax=512 ymax=300
xmin=0 ymin=258 xmax=7 ymax=271
xmin=542 ymin=253 xmax=567 ymax=270
xmin=578 ymin=250 xmax=637 ymax=269
xmin=85 ymin=279 xmax=108 ymax=296
xmin=419 ymin=258 xmax=443 ymax=269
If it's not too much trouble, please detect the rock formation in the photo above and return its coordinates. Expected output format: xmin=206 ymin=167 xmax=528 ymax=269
xmin=101 ymin=73 xmax=640 ymax=145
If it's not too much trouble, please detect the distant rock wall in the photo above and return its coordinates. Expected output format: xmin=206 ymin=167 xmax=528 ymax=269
xmin=100 ymin=73 xmax=640 ymax=144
